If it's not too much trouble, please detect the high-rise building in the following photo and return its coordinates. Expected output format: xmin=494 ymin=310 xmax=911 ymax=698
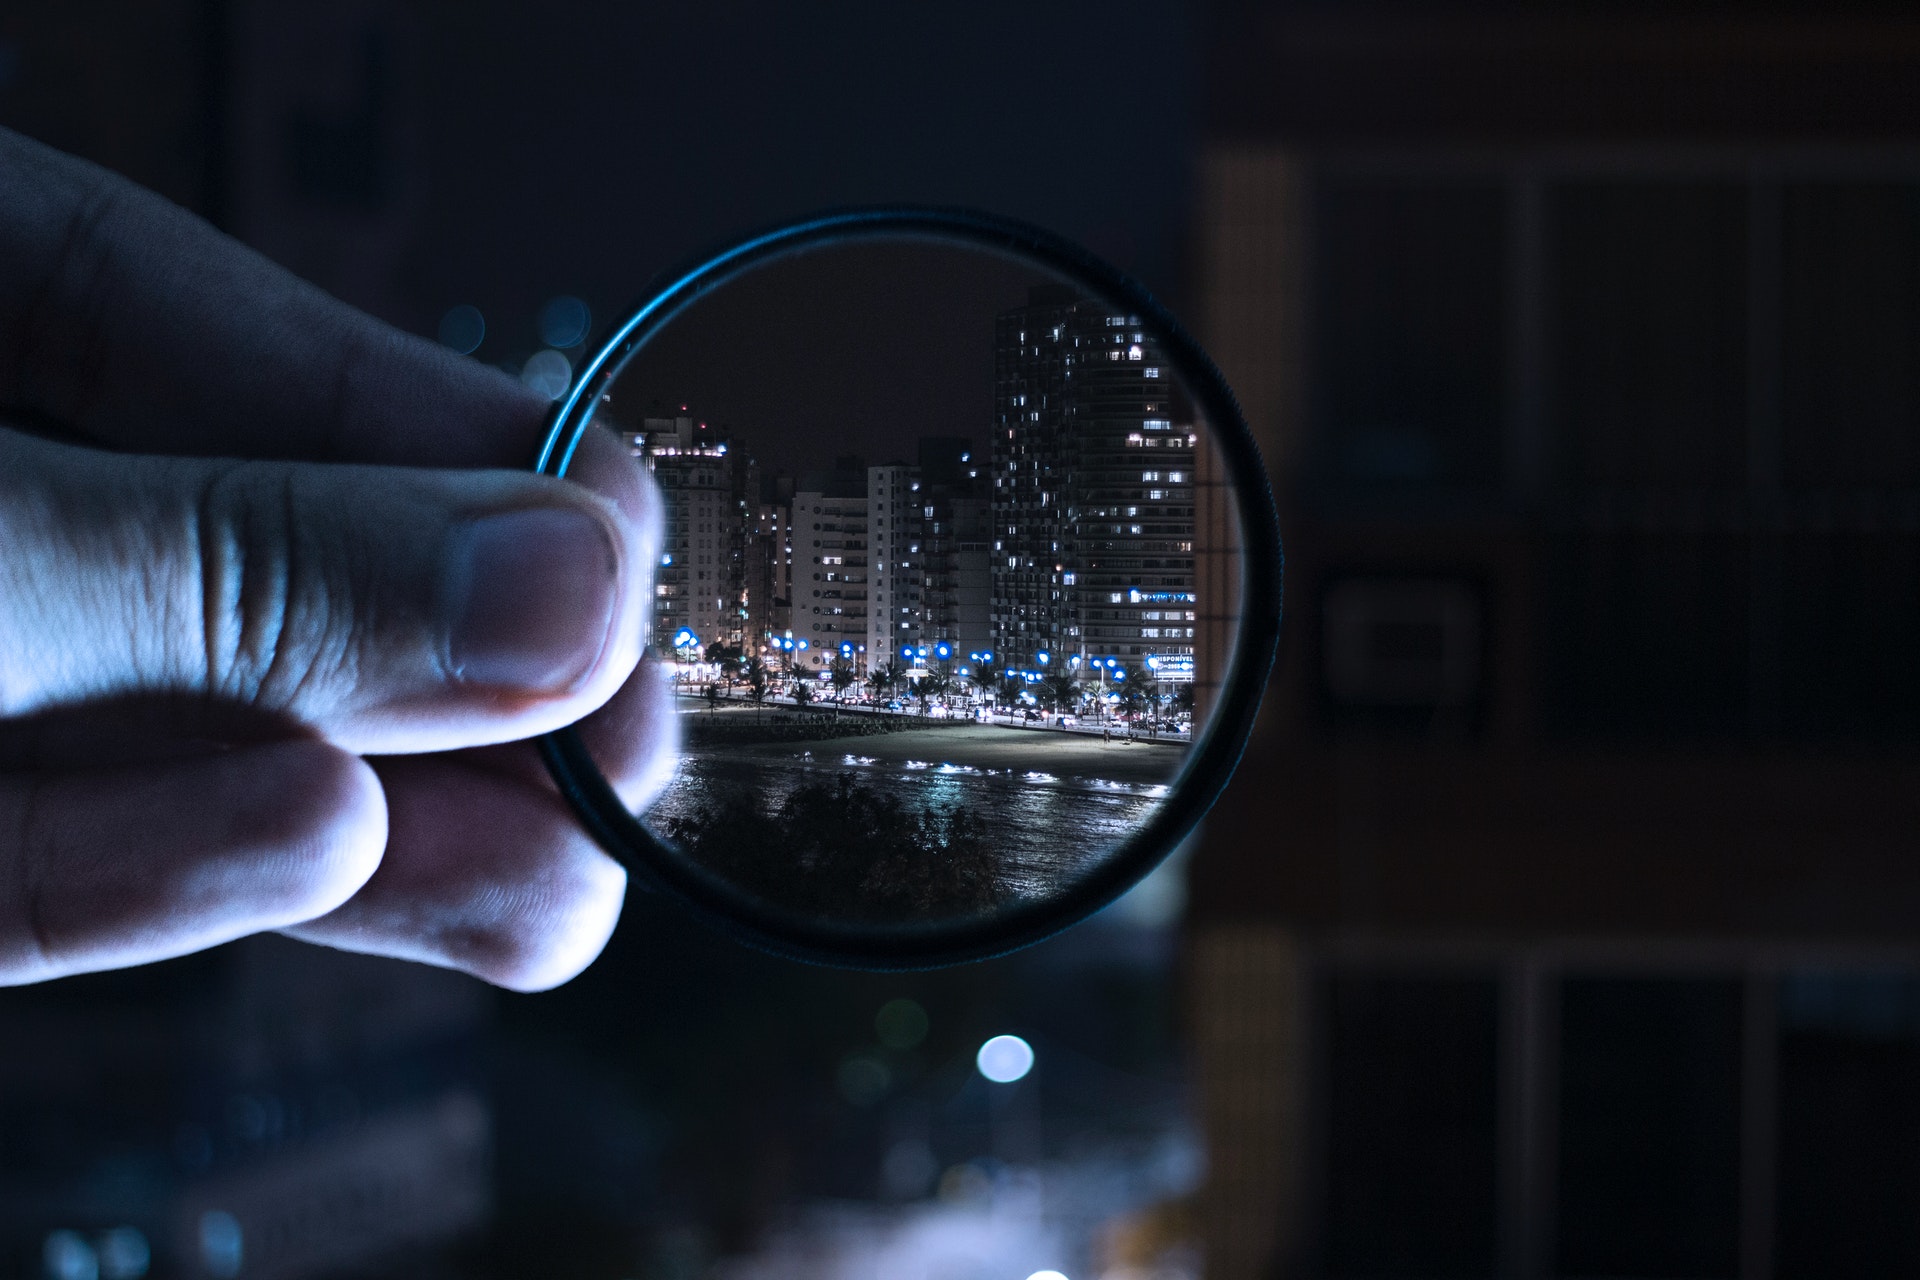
xmin=791 ymin=460 xmax=869 ymax=671
xmin=626 ymin=415 xmax=737 ymax=655
xmin=744 ymin=472 xmax=794 ymax=651
xmin=868 ymin=463 xmax=923 ymax=667
xmin=991 ymin=286 xmax=1198 ymax=672
xmin=867 ymin=440 xmax=993 ymax=675
xmin=914 ymin=438 xmax=993 ymax=666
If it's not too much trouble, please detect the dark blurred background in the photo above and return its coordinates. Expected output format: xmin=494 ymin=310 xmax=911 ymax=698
xmin=7 ymin=2 xmax=1920 ymax=1278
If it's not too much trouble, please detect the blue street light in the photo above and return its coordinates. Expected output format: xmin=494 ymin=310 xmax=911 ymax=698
xmin=673 ymin=628 xmax=699 ymax=649
xmin=841 ymin=642 xmax=853 ymax=656
xmin=900 ymin=645 xmax=913 ymax=658
xmin=917 ymin=646 xmax=929 ymax=658
xmin=982 ymin=650 xmax=994 ymax=662
xmin=797 ymin=640 xmax=809 ymax=650
xmin=936 ymin=642 xmax=952 ymax=659
xmin=1037 ymin=651 xmax=1050 ymax=665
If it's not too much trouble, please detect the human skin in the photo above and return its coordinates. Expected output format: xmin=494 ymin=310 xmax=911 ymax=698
xmin=0 ymin=127 xmax=676 ymax=991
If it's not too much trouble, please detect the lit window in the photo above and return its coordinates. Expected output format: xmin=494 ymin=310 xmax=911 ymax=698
xmin=1169 ymin=471 xmax=1185 ymax=482
xmin=1145 ymin=367 xmax=1160 ymax=378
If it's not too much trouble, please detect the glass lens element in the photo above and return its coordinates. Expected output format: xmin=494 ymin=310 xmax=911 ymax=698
xmin=574 ymin=241 xmax=1245 ymax=928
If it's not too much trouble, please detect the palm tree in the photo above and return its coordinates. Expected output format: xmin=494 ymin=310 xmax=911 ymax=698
xmin=995 ymin=671 xmax=1023 ymax=714
xmin=969 ymin=657 xmax=999 ymax=699
xmin=791 ymin=678 xmax=814 ymax=707
xmin=867 ymin=659 xmax=901 ymax=704
xmin=920 ymin=669 xmax=954 ymax=710
xmin=828 ymin=656 xmax=859 ymax=703
xmin=703 ymin=641 xmax=742 ymax=689
xmin=1041 ymin=670 xmax=1081 ymax=715
xmin=744 ymin=657 xmax=770 ymax=704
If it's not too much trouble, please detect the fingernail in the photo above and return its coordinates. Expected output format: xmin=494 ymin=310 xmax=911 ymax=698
xmin=446 ymin=508 xmax=621 ymax=692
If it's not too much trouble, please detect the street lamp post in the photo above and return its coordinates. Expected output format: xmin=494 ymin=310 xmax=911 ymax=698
xmin=672 ymin=628 xmax=701 ymax=695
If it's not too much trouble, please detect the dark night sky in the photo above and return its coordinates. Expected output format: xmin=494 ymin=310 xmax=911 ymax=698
xmin=607 ymin=242 xmax=1050 ymax=478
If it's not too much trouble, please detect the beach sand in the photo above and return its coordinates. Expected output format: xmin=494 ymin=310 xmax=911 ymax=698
xmin=712 ymin=721 xmax=1188 ymax=786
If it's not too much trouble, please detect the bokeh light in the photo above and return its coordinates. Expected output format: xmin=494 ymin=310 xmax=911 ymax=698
xmin=436 ymin=304 xmax=485 ymax=355
xmin=975 ymin=1034 xmax=1034 ymax=1083
xmin=836 ymin=1053 xmax=892 ymax=1106
xmin=875 ymin=997 xmax=929 ymax=1050
xmin=538 ymin=294 xmax=593 ymax=348
xmin=520 ymin=348 xmax=573 ymax=401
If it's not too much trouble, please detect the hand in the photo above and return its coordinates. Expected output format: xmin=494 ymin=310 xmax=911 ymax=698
xmin=0 ymin=128 xmax=675 ymax=990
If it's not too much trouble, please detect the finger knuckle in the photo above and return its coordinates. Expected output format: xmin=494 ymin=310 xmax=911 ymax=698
xmin=194 ymin=463 xmax=355 ymax=714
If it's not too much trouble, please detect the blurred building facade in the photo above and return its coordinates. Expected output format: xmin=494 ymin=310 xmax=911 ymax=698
xmin=1187 ymin=6 xmax=1920 ymax=1278
xmin=0 ymin=940 xmax=490 ymax=1280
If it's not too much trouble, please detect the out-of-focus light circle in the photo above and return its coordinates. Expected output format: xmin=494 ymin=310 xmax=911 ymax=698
xmin=43 ymin=1231 xmax=97 ymax=1280
xmin=538 ymin=295 xmax=592 ymax=348
xmin=520 ymin=349 xmax=573 ymax=401
xmin=96 ymin=1228 xmax=150 ymax=1280
xmin=837 ymin=1054 xmax=892 ymax=1106
xmin=198 ymin=1212 xmax=242 ymax=1280
xmin=1027 ymin=1272 xmax=1071 ymax=1280
xmin=976 ymin=1034 xmax=1034 ymax=1083
xmin=436 ymin=304 xmax=485 ymax=355
xmin=875 ymin=997 xmax=929 ymax=1049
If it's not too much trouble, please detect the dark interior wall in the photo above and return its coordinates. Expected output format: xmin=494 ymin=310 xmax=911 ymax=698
xmin=0 ymin=3 xmax=1200 ymax=359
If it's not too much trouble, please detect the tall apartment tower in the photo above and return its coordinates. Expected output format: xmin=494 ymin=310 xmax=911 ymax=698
xmin=744 ymin=472 xmax=794 ymax=651
xmin=869 ymin=441 xmax=993 ymax=671
xmin=627 ymin=415 xmax=736 ymax=654
xmin=991 ymin=286 xmax=1198 ymax=671
xmin=791 ymin=461 xmax=869 ymax=671
xmin=868 ymin=463 xmax=923 ymax=666
xmin=916 ymin=437 xmax=994 ymax=664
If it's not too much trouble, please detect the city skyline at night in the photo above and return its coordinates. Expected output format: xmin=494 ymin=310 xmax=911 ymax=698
xmin=619 ymin=286 xmax=1202 ymax=688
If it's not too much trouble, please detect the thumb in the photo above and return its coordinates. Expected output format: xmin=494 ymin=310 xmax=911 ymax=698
xmin=0 ymin=426 xmax=651 ymax=754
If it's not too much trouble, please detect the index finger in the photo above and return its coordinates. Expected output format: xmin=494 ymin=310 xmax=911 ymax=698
xmin=0 ymin=126 xmax=549 ymax=469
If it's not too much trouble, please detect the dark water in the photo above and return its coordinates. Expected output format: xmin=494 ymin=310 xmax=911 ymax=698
xmin=644 ymin=749 xmax=1171 ymax=896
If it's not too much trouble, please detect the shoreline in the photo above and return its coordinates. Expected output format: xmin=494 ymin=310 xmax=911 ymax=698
xmin=678 ymin=718 xmax=1187 ymax=786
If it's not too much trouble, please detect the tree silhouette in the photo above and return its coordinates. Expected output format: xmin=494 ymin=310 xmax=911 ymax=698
xmin=790 ymin=678 xmax=815 ymax=707
xmin=661 ymin=774 xmax=1004 ymax=920
xmin=919 ymin=669 xmax=954 ymax=709
xmin=996 ymin=672 xmax=1024 ymax=713
xmin=1041 ymin=670 xmax=1082 ymax=714
xmin=829 ymin=656 xmax=859 ymax=702
xmin=867 ymin=659 xmax=902 ymax=703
